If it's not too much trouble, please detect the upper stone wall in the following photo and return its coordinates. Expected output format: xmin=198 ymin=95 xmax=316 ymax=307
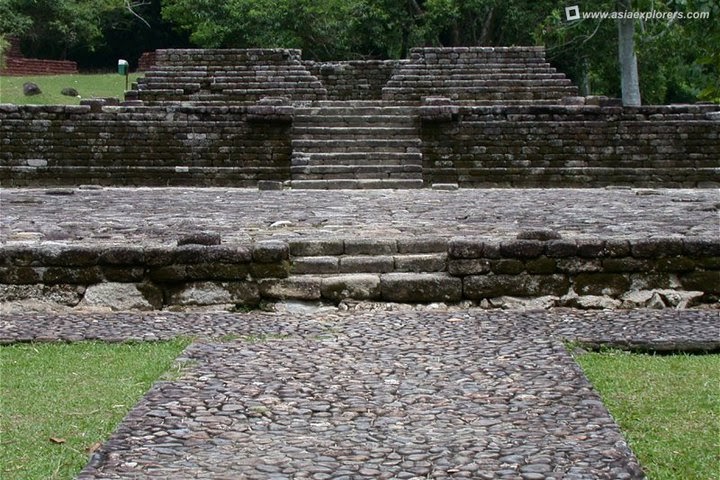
xmin=383 ymin=47 xmax=578 ymax=104
xmin=130 ymin=49 xmax=328 ymax=104
xmin=305 ymin=60 xmax=403 ymax=101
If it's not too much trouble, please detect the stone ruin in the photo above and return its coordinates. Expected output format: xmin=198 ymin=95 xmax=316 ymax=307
xmin=1 ymin=46 xmax=718 ymax=188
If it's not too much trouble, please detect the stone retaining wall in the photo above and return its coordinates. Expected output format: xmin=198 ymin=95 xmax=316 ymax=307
xmin=1 ymin=236 xmax=716 ymax=310
xmin=420 ymin=103 xmax=720 ymax=187
xmin=0 ymin=103 xmax=292 ymax=187
xmin=2 ymin=102 xmax=719 ymax=187
xmin=305 ymin=60 xmax=402 ymax=100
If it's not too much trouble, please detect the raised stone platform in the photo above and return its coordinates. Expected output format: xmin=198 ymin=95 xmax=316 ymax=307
xmin=1 ymin=188 xmax=717 ymax=311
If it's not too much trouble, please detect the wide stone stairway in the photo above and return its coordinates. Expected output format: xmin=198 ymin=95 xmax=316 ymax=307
xmin=290 ymin=101 xmax=423 ymax=189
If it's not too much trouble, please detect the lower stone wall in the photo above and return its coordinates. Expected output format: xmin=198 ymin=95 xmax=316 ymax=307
xmin=1 ymin=236 xmax=716 ymax=311
xmin=421 ymin=104 xmax=720 ymax=187
xmin=305 ymin=60 xmax=401 ymax=101
xmin=0 ymin=103 xmax=292 ymax=187
xmin=0 ymin=57 xmax=78 ymax=76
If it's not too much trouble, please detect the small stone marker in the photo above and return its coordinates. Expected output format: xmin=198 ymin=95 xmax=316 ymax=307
xmin=61 ymin=87 xmax=79 ymax=97
xmin=258 ymin=181 xmax=283 ymax=191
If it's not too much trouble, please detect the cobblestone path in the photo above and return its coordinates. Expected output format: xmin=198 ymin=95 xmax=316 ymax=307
xmin=4 ymin=309 xmax=717 ymax=479
xmin=2 ymin=187 xmax=718 ymax=245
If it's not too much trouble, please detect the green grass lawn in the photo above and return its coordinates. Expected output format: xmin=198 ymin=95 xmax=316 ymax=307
xmin=577 ymin=352 xmax=720 ymax=480
xmin=0 ymin=341 xmax=717 ymax=480
xmin=0 ymin=340 xmax=190 ymax=480
xmin=0 ymin=73 xmax=141 ymax=105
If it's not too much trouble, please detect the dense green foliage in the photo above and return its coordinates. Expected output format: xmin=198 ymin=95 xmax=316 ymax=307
xmin=0 ymin=0 xmax=717 ymax=103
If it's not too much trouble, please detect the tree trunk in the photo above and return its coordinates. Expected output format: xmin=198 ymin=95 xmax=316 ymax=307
xmin=617 ymin=0 xmax=641 ymax=106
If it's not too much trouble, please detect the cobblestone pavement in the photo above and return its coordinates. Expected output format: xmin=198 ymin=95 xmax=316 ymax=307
xmin=4 ymin=309 xmax=718 ymax=479
xmin=2 ymin=187 xmax=718 ymax=245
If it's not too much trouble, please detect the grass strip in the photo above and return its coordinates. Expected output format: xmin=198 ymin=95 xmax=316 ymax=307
xmin=0 ymin=339 xmax=190 ymax=480
xmin=576 ymin=351 xmax=719 ymax=480
xmin=0 ymin=73 xmax=141 ymax=105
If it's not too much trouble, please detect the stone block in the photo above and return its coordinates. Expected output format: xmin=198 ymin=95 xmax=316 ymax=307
xmin=448 ymin=258 xmax=491 ymax=276
xmin=99 ymin=246 xmax=145 ymax=265
xmin=631 ymin=238 xmax=683 ymax=258
xmin=448 ymin=237 xmax=484 ymax=259
xmin=340 ymin=256 xmax=394 ymax=273
xmin=683 ymin=238 xmax=720 ymax=257
xmin=37 ymin=244 xmax=100 ymax=267
xmin=525 ymin=257 xmax=557 ymax=274
xmin=250 ymin=262 xmax=290 ymax=279
xmin=556 ymin=258 xmax=603 ymax=273
xmin=397 ymin=237 xmax=447 ymax=254
xmin=464 ymin=274 xmax=569 ymax=299
xmin=546 ymin=239 xmax=578 ymax=258
xmin=186 ymin=263 xmax=251 ymax=281
xmin=680 ymin=271 xmax=720 ymax=294
xmin=344 ymin=238 xmax=397 ymax=255
xmin=602 ymin=258 xmax=652 ymax=273
xmin=259 ymin=277 xmax=322 ymax=300
xmin=253 ymin=240 xmax=289 ymax=263
xmin=394 ymin=254 xmax=447 ymax=273
xmin=289 ymin=239 xmax=345 ymax=256
xmin=80 ymin=282 xmax=161 ymax=311
xmin=258 ymin=180 xmax=283 ymax=191
xmin=167 ymin=281 xmax=260 ymax=306
xmin=149 ymin=265 xmax=187 ymax=282
xmin=380 ymin=273 xmax=462 ymax=303
xmin=500 ymin=240 xmax=544 ymax=258
xmin=43 ymin=266 xmax=104 ymax=285
xmin=516 ymin=229 xmax=561 ymax=241
xmin=490 ymin=259 xmax=525 ymax=275
xmin=291 ymin=256 xmax=339 ymax=274
xmin=102 ymin=267 xmax=145 ymax=283
xmin=576 ymin=239 xmax=606 ymax=258
xmin=573 ymin=273 xmax=631 ymax=297
xmin=320 ymin=274 xmax=381 ymax=301
xmin=177 ymin=232 xmax=221 ymax=246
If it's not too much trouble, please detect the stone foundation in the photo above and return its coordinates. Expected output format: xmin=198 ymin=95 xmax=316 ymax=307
xmin=1 ymin=236 xmax=716 ymax=311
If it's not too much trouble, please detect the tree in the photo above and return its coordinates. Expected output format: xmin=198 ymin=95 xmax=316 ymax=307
xmin=617 ymin=0 xmax=642 ymax=105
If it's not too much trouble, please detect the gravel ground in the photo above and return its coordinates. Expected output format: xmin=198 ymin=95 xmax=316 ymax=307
xmin=4 ymin=309 xmax=718 ymax=479
xmin=2 ymin=187 xmax=718 ymax=245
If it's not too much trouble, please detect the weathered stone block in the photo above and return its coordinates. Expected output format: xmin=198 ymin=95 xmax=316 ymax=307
xmin=573 ymin=273 xmax=631 ymax=296
xmin=602 ymin=258 xmax=652 ymax=273
xmin=448 ymin=258 xmax=491 ymax=276
xmin=394 ymin=254 xmax=446 ymax=273
xmin=683 ymin=238 xmax=720 ymax=256
xmin=397 ymin=237 xmax=447 ymax=254
xmin=99 ymin=246 xmax=144 ymax=265
xmin=320 ymin=274 xmax=381 ymax=301
xmin=167 ymin=281 xmax=260 ymax=306
xmin=259 ymin=277 xmax=322 ymax=300
xmin=556 ymin=258 xmax=603 ymax=273
xmin=80 ymin=282 xmax=161 ymax=311
xmin=546 ymin=239 xmax=578 ymax=258
xmin=525 ymin=257 xmax=558 ymax=274
xmin=500 ymin=240 xmax=544 ymax=258
xmin=339 ymin=256 xmax=394 ymax=273
xmin=490 ymin=259 xmax=526 ymax=275
xmin=680 ymin=271 xmax=720 ymax=294
xmin=448 ymin=237 xmax=484 ymax=259
xmin=516 ymin=229 xmax=561 ymax=241
xmin=0 ymin=266 xmax=42 ymax=284
xmin=252 ymin=241 xmax=289 ymax=263
xmin=655 ymin=256 xmax=696 ymax=272
xmin=576 ymin=239 xmax=606 ymax=258
xmin=289 ymin=239 xmax=345 ymax=256
xmin=43 ymin=266 xmax=103 ymax=285
xmin=102 ymin=267 xmax=145 ymax=282
xmin=149 ymin=265 xmax=187 ymax=282
xmin=250 ymin=261 xmax=290 ymax=279
xmin=380 ymin=273 xmax=462 ymax=303
xmin=38 ymin=245 xmax=100 ymax=267
xmin=186 ymin=263 xmax=251 ymax=281
xmin=291 ymin=256 xmax=339 ymax=274
xmin=464 ymin=274 xmax=569 ymax=299
xmin=177 ymin=232 xmax=221 ymax=246
xmin=344 ymin=238 xmax=397 ymax=255
xmin=631 ymin=238 xmax=684 ymax=258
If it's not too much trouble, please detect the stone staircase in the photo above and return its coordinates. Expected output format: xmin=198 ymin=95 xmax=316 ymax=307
xmin=289 ymin=101 xmax=424 ymax=189
xmin=383 ymin=47 xmax=578 ymax=104
xmin=130 ymin=49 xmax=327 ymax=105
xmin=261 ymin=237 xmax=457 ymax=303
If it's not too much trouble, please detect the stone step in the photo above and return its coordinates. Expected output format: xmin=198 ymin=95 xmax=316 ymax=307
xmin=259 ymin=273 xmax=460 ymax=302
xmin=292 ymin=126 xmax=419 ymax=139
xmin=148 ymin=65 xmax=314 ymax=73
xmin=293 ymin=115 xmax=418 ymax=127
xmin=398 ymin=64 xmax=557 ymax=72
xmin=389 ymin=73 xmax=569 ymax=82
xmin=294 ymin=106 xmax=419 ymax=116
xmin=292 ymin=152 xmax=422 ymax=166
xmin=292 ymin=139 xmax=422 ymax=154
xmin=289 ymin=179 xmax=424 ymax=190
xmin=384 ymin=79 xmax=575 ymax=88
xmin=291 ymin=253 xmax=447 ymax=275
xmin=291 ymin=164 xmax=422 ymax=176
